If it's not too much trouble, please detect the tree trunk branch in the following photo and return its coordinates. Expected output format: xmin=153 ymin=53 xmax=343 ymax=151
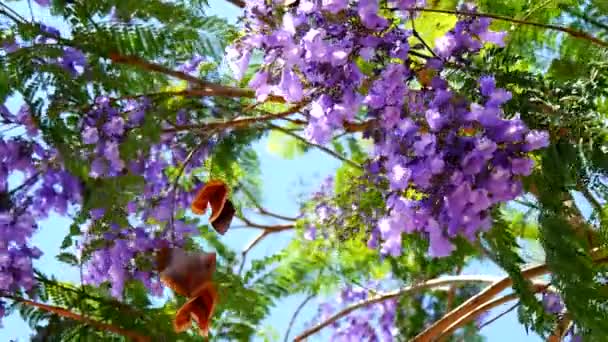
xmin=413 ymin=251 xmax=608 ymax=341
xmin=5 ymin=295 xmax=150 ymax=342
xmin=293 ymin=275 xmax=501 ymax=341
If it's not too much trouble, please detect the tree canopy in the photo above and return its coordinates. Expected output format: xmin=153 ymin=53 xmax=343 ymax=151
xmin=0 ymin=0 xmax=607 ymax=341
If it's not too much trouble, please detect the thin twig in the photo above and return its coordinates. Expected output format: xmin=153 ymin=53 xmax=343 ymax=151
xmin=163 ymin=103 xmax=306 ymax=134
xmin=406 ymin=7 xmax=608 ymax=49
xmin=578 ymin=184 xmax=603 ymax=212
xmin=267 ymin=123 xmax=362 ymax=170
xmin=477 ymin=301 xmax=520 ymax=330
xmin=225 ymin=0 xmax=246 ymax=7
xmin=3 ymin=294 xmax=150 ymax=342
xmin=8 ymin=172 xmax=41 ymax=195
xmin=0 ymin=4 xmax=28 ymax=24
xmin=242 ymin=230 xmax=269 ymax=255
xmin=168 ymin=139 xmax=209 ymax=242
xmin=27 ymin=0 xmax=34 ymax=21
xmin=236 ymin=215 xmax=294 ymax=232
xmin=238 ymin=184 xmax=300 ymax=221
xmin=237 ymin=230 xmax=269 ymax=275
xmin=410 ymin=11 xmax=440 ymax=59
xmin=284 ymin=294 xmax=315 ymax=342
xmin=293 ymin=275 xmax=500 ymax=341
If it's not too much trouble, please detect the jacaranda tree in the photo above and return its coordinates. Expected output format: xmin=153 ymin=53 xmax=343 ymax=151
xmin=0 ymin=0 xmax=607 ymax=341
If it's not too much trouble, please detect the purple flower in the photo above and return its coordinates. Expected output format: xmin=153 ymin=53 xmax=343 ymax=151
xmin=225 ymin=47 xmax=251 ymax=81
xmin=34 ymin=0 xmax=50 ymax=6
xmin=249 ymin=71 xmax=272 ymax=101
xmin=425 ymin=109 xmax=445 ymax=131
xmin=103 ymin=116 xmax=125 ymax=136
xmin=524 ymin=130 xmax=550 ymax=151
xmin=321 ymin=0 xmax=348 ymax=13
xmin=305 ymin=117 xmax=333 ymax=144
xmin=386 ymin=157 xmax=411 ymax=191
xmin=1 ymin=39 xmax=19 ymax=53
xmin=178 ymin=55 xmax=204 ymax=74
xmin=59 ymin=47 xmax=87 ymax=76
xmin=435 ymin=34 xmax=458 ymax=58
xmin=304 ymin=226 xmax=317 ymax=240
xmin=358 ymin=0 xmax=388 ymax=30
xmin=89 ymin=157 xmax=106 ymax=178
xmin=277 ymin=68 xmax=304 ymax=102
xmin=479 ymin=30 xmax=507 ymax=47
xmin=90 ymin=208 xmax=106 ymax=220
xmin=542 ymin=292 xmax=564 ymax=314
xmin=479 ymin=75 xmax=495 ymax=97
xmin=511 ymin=157 xmax=534 ymax=176
xmin=426 ymin=220 xmax=455 ymax=257
xmin=82 ymin=127 xmax=99 ymax=144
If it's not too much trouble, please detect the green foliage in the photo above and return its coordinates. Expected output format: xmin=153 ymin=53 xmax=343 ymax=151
xmin=266 ymin=128 xmax=308 ymax=159
xmin=482 ymin=211 xmax=551 ymax=336
xmin=2 ymin=0 xmax=608 ymax=341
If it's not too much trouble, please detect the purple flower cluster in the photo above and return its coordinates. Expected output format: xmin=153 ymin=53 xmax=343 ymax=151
xmin=307 ymin=176 xmax=336 ymax=235
xmin=542 ymin=291 xmax=564 ymax=314
xmin=77 ymin=96 xmax=212 ymax=297
xmin=81 ymin=96 xmax=151 ymax=179
xmin=81 ymin=223 xmax=173 ymax=298
xmin=230 ymin=1 xmax=550 ymax=258
xmin=369 ymin=72 xmax=549 ymax=257
xmin=0 ymin=23 xmax=87 ymax=77
xmin=0 ymin=105 xmax=82 ymax=306
xmin=313 ymin=281 xmax=398 ymax=341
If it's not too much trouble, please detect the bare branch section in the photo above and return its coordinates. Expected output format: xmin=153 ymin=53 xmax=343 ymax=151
xmin=293 ymin=275 xmax=501 ymax=341
xmin=4 ymin=295 xmax=150 ymax=342
xmin=284 ymin=294 xmax=315 ymax=342
xmin=413 ymin=252 xmax=608 ymax=341
xmin=237 ymin=215 xmax=294 ymax=233
xmin=225 ymin=0 xmax=246 ymax=7
xmin=238 ymin=184 xmax=300 ymax=221
xmin=438 ymin=284 xmax=548 ymax=339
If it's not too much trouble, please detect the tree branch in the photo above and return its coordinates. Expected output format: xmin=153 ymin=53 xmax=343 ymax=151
xmin=547 ymin=313 xmax=572 ymax=342
xmin=293 ymin=275 xmax=501 ymax=341
xmin=413 ymin=252 xmax=608 ymax=341
xmin=238 ymin=184 xmax=300 ymax=221
xmin=267 ymin=123 xmax=362 ymax=169
xmin=163 ymin=103 xmax=306 ymax=134
xmin=107 ymin=53 xmax=285 ymax=102
xmin=407 ymin=7 xmax=608 ymax=48
xmin=236 ymin=216 xmax=295 ymax=274
xmin=284 ymin=294 xmax=315 ymax=342
xmin=225 ymin=0 xmax=246 ymax=8
xmin=236 ymin=215 xmax=295 ymax=232
xmin=438 ymin=289 xmax=538 ymax=340
xmin=477 ymin=301 xmax=520 ymax=330
xmin=4 ymin=294 xmax=150 ymax=342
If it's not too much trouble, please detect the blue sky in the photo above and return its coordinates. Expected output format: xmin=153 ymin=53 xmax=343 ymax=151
xmin=0 ymin=1 xmax=553 ymax=341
